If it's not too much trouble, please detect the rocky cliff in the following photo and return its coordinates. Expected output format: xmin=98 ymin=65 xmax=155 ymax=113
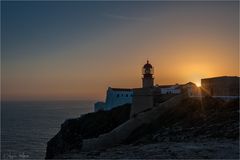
xmin=46 ymin=96 xmax=239 ymax=159
xmin=45 ymin=103 xmax=131 ymax=159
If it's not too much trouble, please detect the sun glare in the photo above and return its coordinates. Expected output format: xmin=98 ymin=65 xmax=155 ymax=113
xmin=195 ymin=82 xmax=201 ymax=87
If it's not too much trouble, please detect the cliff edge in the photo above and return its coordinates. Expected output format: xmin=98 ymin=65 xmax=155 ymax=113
xmin=46 ymin=96 xmax=239 ymax=159
xmin=45 ymin=103 xmax=131 ymax=159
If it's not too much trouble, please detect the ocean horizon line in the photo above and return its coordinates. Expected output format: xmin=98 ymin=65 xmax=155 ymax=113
xmin=0 ymin=99 xmax=98 ymax=103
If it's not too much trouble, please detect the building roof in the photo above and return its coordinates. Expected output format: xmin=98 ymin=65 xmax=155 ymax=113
xmin=110 ymin=88 xmax=132 ymax=91
xmin=156 ymin=85 xmax=174 ymax=88
xmin=201 ymin=76 xmax=240 ymax=81
xmin=155 ymin=82 xmax=196 ymax=88
xmin=155 ymin=83 xmax=182 ymax=87
xmin=185 ymin=82 xmax=195 ymax=85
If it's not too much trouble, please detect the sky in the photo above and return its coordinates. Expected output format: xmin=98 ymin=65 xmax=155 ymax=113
xmin=1 ymin=1 xmax=239 ymax=101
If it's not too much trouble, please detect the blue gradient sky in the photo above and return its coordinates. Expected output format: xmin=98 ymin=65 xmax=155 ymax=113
xmin=1 ymin=1 xmax=239 ymax=101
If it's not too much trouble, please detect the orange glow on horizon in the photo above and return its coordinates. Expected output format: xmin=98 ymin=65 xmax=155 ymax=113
xmin=2 ymin=1 xmax=238 ymax=101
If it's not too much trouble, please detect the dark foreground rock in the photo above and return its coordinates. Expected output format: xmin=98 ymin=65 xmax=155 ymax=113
xmin=45 ymin=103 xmax=131 ymax=159
xmin=125 ymin=97 xmax=239 ymax=145
xmin=55 ymin=139 xmax=239 ymax=159
xmin=46 ymin=97 xmax=239 ymax=159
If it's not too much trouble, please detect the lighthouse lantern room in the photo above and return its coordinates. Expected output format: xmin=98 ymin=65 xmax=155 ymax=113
xmin=142 ymin=60 xmax=154 ymax=88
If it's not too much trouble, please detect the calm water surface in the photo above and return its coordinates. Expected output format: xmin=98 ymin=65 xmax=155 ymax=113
xmin=1 ymin=101 xmax=94 ymax=159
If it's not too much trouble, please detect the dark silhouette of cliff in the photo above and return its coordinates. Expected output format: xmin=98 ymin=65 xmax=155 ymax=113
xmin=45 ymin=103 xmax=131 ymax=159
xmin=125 ymin=97 xmax=239 ymax=145
xmin=45 ymin=97 xmax=239 ymax=159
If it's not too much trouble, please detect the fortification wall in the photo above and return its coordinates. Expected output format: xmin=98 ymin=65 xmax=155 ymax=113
xmin=130 ymin=88 xmax=154 ymax=117
xmin=81 ymin=94 xmax=186 ymax=151
xmin=201 ymin=77 xmax=239 ymax=97
xmin=105 ymin=89 xmax=133 ymax=110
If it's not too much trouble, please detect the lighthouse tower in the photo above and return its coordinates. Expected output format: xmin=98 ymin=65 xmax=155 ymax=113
xmin=142 ymin=60 xmax=154 ymax=88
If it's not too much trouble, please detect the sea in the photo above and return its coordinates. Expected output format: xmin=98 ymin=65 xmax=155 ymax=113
xmin=1 ymin=100 xmax=94 ymax=159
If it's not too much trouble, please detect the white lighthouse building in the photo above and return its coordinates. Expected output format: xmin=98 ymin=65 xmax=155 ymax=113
xmin=94 ymin=87 xmax=133 ymax=111
xmin=94 ymin=60 xmax=199 ymax=113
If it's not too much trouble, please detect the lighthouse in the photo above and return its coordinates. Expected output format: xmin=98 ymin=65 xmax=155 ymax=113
xmin=142 ymin=60 xmax=154 ymax=88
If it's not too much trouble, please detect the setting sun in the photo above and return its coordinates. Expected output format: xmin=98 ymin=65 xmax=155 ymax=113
xmin=195 ymin=82 xmax=201 ymax=87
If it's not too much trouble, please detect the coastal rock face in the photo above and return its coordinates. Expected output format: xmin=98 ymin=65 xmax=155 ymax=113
xmin=125 ymin=96 xmax=239 ymax=144
xmin=80 ymin=94 xmax=187 ymax=151
xmin=46 ymin=96 xmax=239 ymax=159
xmin=45 ymin=103 xmax=131 ymax=159
xmin=55 ymin=139 xmax=239 ymax=159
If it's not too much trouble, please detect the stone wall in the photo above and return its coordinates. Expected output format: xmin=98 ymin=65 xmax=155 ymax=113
xmin=130 ymin=88 xmax=154 ymax=117
xmin=94 ymin=87 xmax=133 ymax=111
xmin=81 ymin=94 xmax=186 ymax=152
xmin=201 ymin=76 xmax=239 ymax=97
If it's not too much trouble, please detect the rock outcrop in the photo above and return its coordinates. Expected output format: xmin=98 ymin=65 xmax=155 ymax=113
xmin=46 ymin=95 xmax=239 ymax=159
xmin=45 ymin=103 xmax=131 ymax=159
xmin=125 ymin=96 xmax=239 ymax=145
xmin=81 ymin=94 xmax=187 ymax=151
xmin=54 ymin=139 xmax=239 ymax=159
